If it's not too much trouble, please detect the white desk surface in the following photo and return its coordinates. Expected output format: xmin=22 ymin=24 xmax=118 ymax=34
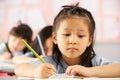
xmin=18 ymin=77 xmax=120 ymax=80
xmin=35 ymin=78 xmax=120 ymax=80
xmin=0 ymin=60 xmax=15 ymax=73
xmin=0 ymin=76 xmax=120 ymax=80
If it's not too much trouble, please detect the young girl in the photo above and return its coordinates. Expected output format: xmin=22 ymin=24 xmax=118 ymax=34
xmin=14 ymin=3 xmax=120 ymax=78
xmin=0 ymin=23 xmax=33 ymax=60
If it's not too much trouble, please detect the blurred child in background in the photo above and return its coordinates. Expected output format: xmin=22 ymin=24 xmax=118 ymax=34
xmin=32 ymin=25 xmax=53 ymax=56
xmin=0 ymin=23 xmax=33 ymax=61
xmin=12 ymin=25 xmax=53 ymax=64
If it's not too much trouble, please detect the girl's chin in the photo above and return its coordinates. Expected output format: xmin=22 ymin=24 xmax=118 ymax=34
xmin=66 ymin=55 xmax=79 ymax=59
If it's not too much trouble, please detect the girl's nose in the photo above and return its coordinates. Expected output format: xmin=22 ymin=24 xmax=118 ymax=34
xmin=13 ymin=41 xmax=19 ymax=48
xmin=68 ymin=35 xmax=78 ymax=44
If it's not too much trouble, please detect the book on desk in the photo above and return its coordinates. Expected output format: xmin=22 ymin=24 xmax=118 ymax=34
xmin=0 ymin=60 xmax=15 ymax=73
xmin=18 ymin=73 xmax=120 ymax=80
xmin=0 ymin=76 xmax=120 ymax=80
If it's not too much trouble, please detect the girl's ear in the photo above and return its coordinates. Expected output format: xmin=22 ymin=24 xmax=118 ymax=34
xmin=87 ymin=37 xmax=92 ymax=47
xmin=52 ymin=32 xmax=57 ymax=44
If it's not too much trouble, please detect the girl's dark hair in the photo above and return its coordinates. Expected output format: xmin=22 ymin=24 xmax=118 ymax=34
xmin=31 ymin=25 xmax=52 ymax=56
xmin=52 ymin=3 xmax=96 ymax=68
xmin=9 ymin=23 xmax=33 ymax=44
xmin=8 ymin=23 xmax=33 ymax=54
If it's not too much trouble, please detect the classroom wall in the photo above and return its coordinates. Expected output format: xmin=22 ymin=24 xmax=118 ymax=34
xmin=0 ymin=0 xmax=120 ymax=61
xmin=94 ymin=43 xmax=120 ymax=61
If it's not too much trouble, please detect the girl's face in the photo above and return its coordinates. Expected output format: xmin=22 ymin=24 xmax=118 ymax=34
xmin=44 ymin=37 xmax=53 ymax=56
xmin=53 ymin=17 xmax=92 ymax=59
xmin=8 ymin=35 xmax=26 ymax=52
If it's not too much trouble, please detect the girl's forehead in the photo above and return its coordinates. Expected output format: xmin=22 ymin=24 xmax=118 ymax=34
xmin=9 ymin=35 xmax=22 ymax=39
xmin=62 ymin=16 xmax=89 ymax=22
xmin=58 ymin=17 xmax=90 ymax=30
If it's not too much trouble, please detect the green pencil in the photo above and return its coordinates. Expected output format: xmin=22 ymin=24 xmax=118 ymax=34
xmin=2 ymin=39 xmax=8 ymax=52
xmin=22 ymin=39 xmax=45 ymax=63
xmin=5 ymin=43 xmax=8 ymax=52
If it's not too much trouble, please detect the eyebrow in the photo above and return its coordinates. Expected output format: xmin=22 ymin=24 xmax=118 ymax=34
xmin=64 ymin=28 xmax=85 ymax=32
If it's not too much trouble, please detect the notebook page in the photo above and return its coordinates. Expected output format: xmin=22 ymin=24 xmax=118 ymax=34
xmin=49 ymin=73 xmax=81 ymax=79
xmin=0 ymin=60 xmax=15 ymax=73
xmin=0 ymin=76 xmax=17 ymax=80
xmin=18 ymin=76 xmax=34 ymax=80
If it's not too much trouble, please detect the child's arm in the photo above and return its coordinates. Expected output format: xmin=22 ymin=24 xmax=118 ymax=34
xmin=12 ymin=56 xmax=37 ymax=64
xmin=0 ymin=42 xmax=11 ymax=60
xmin=14 ymin=63 xmax=56 ymax=78
xmin=0 ymin=52 xmax=11 ymax=60
xmin=66 ymin=63 xmax=120 ymax=77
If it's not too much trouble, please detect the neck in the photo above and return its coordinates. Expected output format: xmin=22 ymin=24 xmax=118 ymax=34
xmin=62 ymin=55 xmax=80 ymax=66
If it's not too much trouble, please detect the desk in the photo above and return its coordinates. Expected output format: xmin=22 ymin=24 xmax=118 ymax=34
xmin=0 ymin=61 xmax=120 ymax=80
xmin=33 ymin=78 xmax=120 ymax=80
xmin=0 ymin=76 xmax=120 ymax=80
xmin=18 ymin=76 xmax=120 ymax=80
xmin=0 ymin=76 xmax=17 ymax=80
xmin=0 ymin=60 xmax=15 ymax=73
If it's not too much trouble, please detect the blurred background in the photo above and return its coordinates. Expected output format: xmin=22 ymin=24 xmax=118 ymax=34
xmin=0 ymin=0 xmax=120 ymax=61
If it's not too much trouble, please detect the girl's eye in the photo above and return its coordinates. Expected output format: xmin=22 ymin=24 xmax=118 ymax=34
xmin=78 ymin=35 xmax=84 ymax=38
xmin=63 ymin=34 xmax=70 ymax=36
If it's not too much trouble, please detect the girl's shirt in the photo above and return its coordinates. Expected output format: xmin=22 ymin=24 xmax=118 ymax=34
xmin=29 ymin=55 xmax=117 ymax=74
xmin=0 ymin=42 xmax=33 ymax=57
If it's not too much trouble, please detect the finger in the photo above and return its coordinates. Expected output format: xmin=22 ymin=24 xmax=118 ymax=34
xmin=41 ymin=63 xmax=56 ymax=75
xmin=47 ymin=70 xmax=55 ymax=75
xmin=70 ymin=68 xmax=77 ymax=76
xmin=66 ymin=66 xmax=73 ymax=76
xmin=43 ymin=68 xmax=56 ymax=78
xmin=45 ymin=63 xmax=56 ymax=72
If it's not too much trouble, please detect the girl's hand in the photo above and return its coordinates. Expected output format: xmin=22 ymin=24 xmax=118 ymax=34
xmin=0 ymin=52 xmax=11 ymax=60
xmin=33 ymin=63 xmax=56 ymax=78
xmin=66 ymin=65 xmax=93 ymax=77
